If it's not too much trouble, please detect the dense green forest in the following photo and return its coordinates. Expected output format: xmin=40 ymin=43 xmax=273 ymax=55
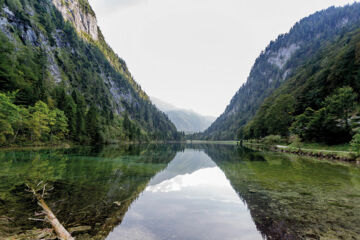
xmin=200 ymin=3 xmax=360 ymax=141
xmin=240 ymin=28 xmax=360 ymax=144
xmin=0 ymin=0 xmax=182 ymax=146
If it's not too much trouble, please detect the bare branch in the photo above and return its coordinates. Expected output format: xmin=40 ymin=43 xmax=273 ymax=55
xmin=29 ymin=217 xmax=45 ymax=222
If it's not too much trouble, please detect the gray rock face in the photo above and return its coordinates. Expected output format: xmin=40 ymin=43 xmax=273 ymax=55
xmin=52 ymin=0 xmax=98 ymax=41
xmin=0 ymin=6 xmax=14 ymax=39
xmin=267 ymin=43 xmax=300 ymax=70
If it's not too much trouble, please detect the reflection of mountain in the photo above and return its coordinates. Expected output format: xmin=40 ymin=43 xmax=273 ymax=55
xmin=0 ymin=144 xmax=182 ymax=239
xmin=202 ymin=144 xmax=360 ymax=240
xmin=148 ymin=149 xmax=216 ymax=186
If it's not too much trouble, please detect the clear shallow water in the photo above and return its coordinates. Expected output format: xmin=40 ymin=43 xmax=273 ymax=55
xmin=0 ymin=144 xmax=359 ymax=240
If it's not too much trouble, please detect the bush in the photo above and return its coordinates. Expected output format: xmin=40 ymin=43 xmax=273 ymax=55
xmin=350 ymin=133 xmax=360 ymax=155
xmin=289 ymin=135 xmax=303 ymax=149
xmin=262 ymin=135 xmax=283 ymax=146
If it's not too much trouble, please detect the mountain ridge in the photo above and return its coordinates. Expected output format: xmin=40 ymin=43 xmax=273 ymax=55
xmin=201 ymin=3 xmax=360 ymax=140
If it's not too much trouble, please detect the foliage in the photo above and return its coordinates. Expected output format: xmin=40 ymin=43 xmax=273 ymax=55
xmin=324 ymin=86 xmax=357 ymax=128
xmin=262 ymin=135 xmax=283 ymax=146
xmin=289 ymin=135 xmax=302 ymax=149
xmin=0 ymin=93 xmax=68 ymax=145
xmin=350 ymin=133 xmax=360 ymax=155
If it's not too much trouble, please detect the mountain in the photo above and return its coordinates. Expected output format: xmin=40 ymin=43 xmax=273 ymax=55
xmin=0 ymin=0 xmax=181 ymax=145
xmin=202 ymin=3 xmax=360 ymax=140
xmin=241 ymin=26 xmax=360 ymax=144
xmin=151 ymin=97 xmax=216 ymax=133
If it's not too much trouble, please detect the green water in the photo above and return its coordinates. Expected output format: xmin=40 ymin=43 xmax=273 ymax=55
xmin=0 ymin=144 xmax=359 ymax=239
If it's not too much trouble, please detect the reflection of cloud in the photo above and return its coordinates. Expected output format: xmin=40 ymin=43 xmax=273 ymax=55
xmin=146 ymin=167 xmax=228 ymax=193
xmin=107 ymin=226 xmax=157 ymax=240
xmin=148 ymin=150 xmax=216 ymax=186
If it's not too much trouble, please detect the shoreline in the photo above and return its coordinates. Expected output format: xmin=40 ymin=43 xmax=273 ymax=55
xmin=242 ymin=142 xmax=359 ymax=163
xmin=0 ymin=140 xmax=188 ymax=151
xmin=2 ymin=140 xmax=359 ymax=164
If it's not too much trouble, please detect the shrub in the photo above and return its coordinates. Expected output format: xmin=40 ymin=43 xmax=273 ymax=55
xmin=262 ymin=135 xmax=283 ymax=146
xmin=350 ymin=133 xmax=360 ymax=155
xmin=289 ymin=134 xmax=303 ymax=149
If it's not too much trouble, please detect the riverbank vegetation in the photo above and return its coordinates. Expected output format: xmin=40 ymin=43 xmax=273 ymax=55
xmin=242 ymin=136 xmax=358 ymax=162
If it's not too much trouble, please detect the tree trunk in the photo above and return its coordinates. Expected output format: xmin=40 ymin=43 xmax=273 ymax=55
xmin=27 ymin=184 xmax=74 ymax=240
xmin=36 ymin=197 xmax=74 ymax=240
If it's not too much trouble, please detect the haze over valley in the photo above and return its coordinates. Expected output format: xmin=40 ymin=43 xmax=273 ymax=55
xmin=151 ymin=97 xmax=216 ymax=133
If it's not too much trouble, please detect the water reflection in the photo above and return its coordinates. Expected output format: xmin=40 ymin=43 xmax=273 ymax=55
xmin=106 ymin=150 xmax=262 ymax=240
xmin=0 ymin=144 xmax=359 ymax=240
xmin=0 ymin=144 xmax=182 ymax=239
xmin=203 ymin=144 xmax=360 ymax=239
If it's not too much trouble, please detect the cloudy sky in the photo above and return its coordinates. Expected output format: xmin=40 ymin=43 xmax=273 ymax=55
xmin=88 ymin=0 xmax=356 ymax=117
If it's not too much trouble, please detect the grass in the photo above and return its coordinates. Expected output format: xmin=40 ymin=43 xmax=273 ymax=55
xmin=289 ymin=142 xmax=352 ymax=152
xmin=243 ymin=139 xmax=357 ymax=161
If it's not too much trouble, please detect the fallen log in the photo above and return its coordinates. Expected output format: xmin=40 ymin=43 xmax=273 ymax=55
xmin=26 ymin=183 xmax=74 ymax=240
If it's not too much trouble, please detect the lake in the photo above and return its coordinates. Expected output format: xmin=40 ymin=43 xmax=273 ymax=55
xmin=0 ymin=144 xmax=359 ymax=239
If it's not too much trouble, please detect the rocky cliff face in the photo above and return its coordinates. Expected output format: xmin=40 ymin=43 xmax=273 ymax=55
xmin=52 ymin=0 xmax=98 ymax=40
xmin=0 ymin=0 xmax=139 ymax=114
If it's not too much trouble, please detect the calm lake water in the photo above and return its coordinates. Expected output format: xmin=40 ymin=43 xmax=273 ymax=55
xmin=0 ymin=144 xmax=359 ymax=240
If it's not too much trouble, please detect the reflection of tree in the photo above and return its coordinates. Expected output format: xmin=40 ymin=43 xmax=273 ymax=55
xmin=0 ymin=144 xmax=183 ymax=239
xmin=202 ymin=144 xmax=360 ymax=239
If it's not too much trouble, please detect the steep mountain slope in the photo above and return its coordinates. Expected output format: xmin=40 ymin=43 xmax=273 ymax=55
xmin=202 ymin=3 xmax=360 ymax=140
xmin=151 ymin=97 xmax=216 ymax=133
xmin=242 ymin=27 xmax=360 ymax=144
xmin=0 ymin=0 xmax=180 ymax=144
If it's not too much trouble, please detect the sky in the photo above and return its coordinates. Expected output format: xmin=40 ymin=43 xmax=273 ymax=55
xmin=88 ymin=0 xmax=357 ymax=117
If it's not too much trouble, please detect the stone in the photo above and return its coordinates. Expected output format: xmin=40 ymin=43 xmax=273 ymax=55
xmin=52 ymin=0 xmax=98 ymax=41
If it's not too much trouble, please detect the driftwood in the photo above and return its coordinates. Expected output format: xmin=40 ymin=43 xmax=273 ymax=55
xmin=26 ymin=182 xmax=74 ymax=240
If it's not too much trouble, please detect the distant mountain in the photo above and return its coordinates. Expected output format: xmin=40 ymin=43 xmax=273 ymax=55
xmin=201 ymin=3 xmax=360 ymax=140
xmin=151 ymin=97 xmax=216 ymax=133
